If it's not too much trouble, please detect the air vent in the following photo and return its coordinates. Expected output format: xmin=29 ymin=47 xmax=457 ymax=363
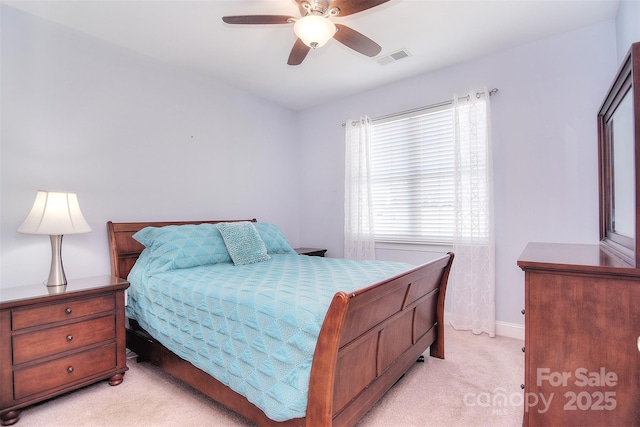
xmin=376 ymin=49 xmax=411 ymax=65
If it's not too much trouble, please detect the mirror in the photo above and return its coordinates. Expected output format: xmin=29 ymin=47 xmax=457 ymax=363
xmin=611 ymin=91 xmax=634 ymax=238
xmin=598 ymin=42 xmax=640 ymax=267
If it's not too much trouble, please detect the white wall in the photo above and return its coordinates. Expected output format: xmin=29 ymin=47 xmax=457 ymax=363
xmin=0 ymin=5 xmax=623 ymax=329
xmin=0 ymin=6 xmax=301 ymax=287
xmin=296 ymin=21 xmax=618 ymax=326
xmin=616 ymin=0 xmax=640 ymax=62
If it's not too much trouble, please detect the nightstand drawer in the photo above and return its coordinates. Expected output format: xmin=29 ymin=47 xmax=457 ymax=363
xmin=12 ymin=295 xmax=115 ymax=330
xmin=14 ymin=344 xmax=117 ymax=400
xmin=13 ymin=315 xmax=115 ymax=364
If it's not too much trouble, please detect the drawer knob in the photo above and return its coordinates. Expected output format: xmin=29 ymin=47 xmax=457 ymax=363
xmin=521 ymin=384 xmax=525 ymax=390
xmin=521 ymin=309 xmax=525 ymax=315
xmin=521 ymin=346 xmax=525 ymax=352
xmin=65 ymin=308 xmax=72 ymax=314
xmin=66 ymin=335 xmax=73 ymax=342
xmin=67 ymin=366 xmax=74 ymax=373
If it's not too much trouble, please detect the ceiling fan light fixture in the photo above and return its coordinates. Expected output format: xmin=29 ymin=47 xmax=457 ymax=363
xmin=294 ymin=15 xmax=336 ymax=49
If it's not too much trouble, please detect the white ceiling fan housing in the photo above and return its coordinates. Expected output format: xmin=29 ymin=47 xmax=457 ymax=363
xmin=293 ymin=14 xmax=337 ymax=48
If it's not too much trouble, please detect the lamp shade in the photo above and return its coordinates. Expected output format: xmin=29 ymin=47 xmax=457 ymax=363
xmin=18 ymin=191 xmax=92 ymax=235
xmin=294 ymin=15 xmax=336 ymax=49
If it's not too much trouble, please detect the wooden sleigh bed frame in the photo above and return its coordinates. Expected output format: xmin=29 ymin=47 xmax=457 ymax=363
xmin=107 ymin=219 xmax=454 ymax=426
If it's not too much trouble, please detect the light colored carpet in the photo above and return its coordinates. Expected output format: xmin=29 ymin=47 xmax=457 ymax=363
xmin=16 ymin=326 xmax=524 ymax=426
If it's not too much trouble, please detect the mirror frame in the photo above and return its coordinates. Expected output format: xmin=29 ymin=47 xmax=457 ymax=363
xmin=598 ymin=42 xmax=640 ymax=267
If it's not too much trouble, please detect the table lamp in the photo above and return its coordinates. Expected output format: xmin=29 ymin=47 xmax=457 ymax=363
xmin=18 ymin=191 xmax=92 ymax=291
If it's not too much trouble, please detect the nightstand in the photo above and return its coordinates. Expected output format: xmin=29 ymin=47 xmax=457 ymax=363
xmin=0 ymin=276 xmax=129 ymax=426
xmin=295 ymin=247 xmax=327 ymax=257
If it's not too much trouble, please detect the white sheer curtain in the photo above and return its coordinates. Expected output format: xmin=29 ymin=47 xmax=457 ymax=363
xmin=344 ymin=116 xmax=376 ymax=260
xmin=449 ymin=88 xmax=496 ymax=337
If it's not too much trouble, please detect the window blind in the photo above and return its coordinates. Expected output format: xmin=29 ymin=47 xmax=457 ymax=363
xmin=370 ymin=106 xmax=455 ymax=243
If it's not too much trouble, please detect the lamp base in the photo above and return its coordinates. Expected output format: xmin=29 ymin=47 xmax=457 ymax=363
xmin=46 ymin=234 xmax=67 ymax=289
xmin=46 ymin=283 xmax=68 ymax=294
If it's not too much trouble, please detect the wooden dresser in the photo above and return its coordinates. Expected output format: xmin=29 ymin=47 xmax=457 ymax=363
xmin=0 ymin=276 xmax=129 ymax=425
xmin=518 ymin=242 xmax=640 ymax=426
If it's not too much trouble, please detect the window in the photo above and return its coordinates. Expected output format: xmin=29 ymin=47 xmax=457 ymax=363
xmin=369 ymin=105 xmax=456 ymax=244
xmin=346 ymin=90 xmax=494 ymax=333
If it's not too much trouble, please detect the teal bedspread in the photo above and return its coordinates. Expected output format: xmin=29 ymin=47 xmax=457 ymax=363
xmin=126 ymin=253 xmax=413 ymax=421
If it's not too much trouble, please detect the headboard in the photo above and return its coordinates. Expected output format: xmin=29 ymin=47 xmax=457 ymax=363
xmin=107 ymin=219 xmax=257 ymax=279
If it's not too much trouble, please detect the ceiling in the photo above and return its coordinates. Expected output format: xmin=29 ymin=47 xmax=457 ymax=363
xmin=4 ymin=0 xmax=620 ymax=111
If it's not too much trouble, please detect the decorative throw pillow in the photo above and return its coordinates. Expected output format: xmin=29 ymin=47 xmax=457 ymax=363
xmin=216 ymin=221 xmax=271 ymax=266
xmin=253 ymin=223 xmax=296 ymax=254
xmin=132 ymin=223 xmax=231 ymax=275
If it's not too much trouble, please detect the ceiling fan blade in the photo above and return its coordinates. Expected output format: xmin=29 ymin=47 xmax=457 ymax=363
xmin=288 ymin=38 xmax=311 ymax=65
xmin=222 ymin=15 xmax=294 ymax=25
xmin=328 ymin=0 xmax=391 ymax=16
xmin=333 ymin=24 xmax=381 ymax=57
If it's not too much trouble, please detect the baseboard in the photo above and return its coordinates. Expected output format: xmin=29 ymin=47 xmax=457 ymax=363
xmin=443 ymin=312 xmax=524 ymax=340
xmin=495 ymin=320 xmax=524 ymax=340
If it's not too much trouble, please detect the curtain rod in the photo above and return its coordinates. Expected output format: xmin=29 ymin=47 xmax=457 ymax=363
xmin=342 ymin=87 xmax=498 ymax=127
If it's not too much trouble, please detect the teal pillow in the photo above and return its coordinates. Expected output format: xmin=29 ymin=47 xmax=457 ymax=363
xmin=216 ymin=222 xmax=270 ymax=266
xmin=132 ymin=223 xmax=231 ymax=275
xmin=254 ymin=223 xmax=296 ymax=254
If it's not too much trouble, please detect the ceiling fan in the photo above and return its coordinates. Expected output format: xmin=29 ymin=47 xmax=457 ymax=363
xmin=222 ymin=0 xmax=390 ymax=66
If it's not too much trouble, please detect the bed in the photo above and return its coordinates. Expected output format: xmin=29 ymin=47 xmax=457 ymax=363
xmin=107 ymin=219 xmax=454 ymax=426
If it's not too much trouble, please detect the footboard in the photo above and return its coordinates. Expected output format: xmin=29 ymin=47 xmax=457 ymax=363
xmin=306 ymin=253 xmax=454 ymax=426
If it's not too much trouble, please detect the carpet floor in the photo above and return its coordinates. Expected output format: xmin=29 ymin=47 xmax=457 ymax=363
xmin=16 ymin=325 xmax=524 ymax=426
